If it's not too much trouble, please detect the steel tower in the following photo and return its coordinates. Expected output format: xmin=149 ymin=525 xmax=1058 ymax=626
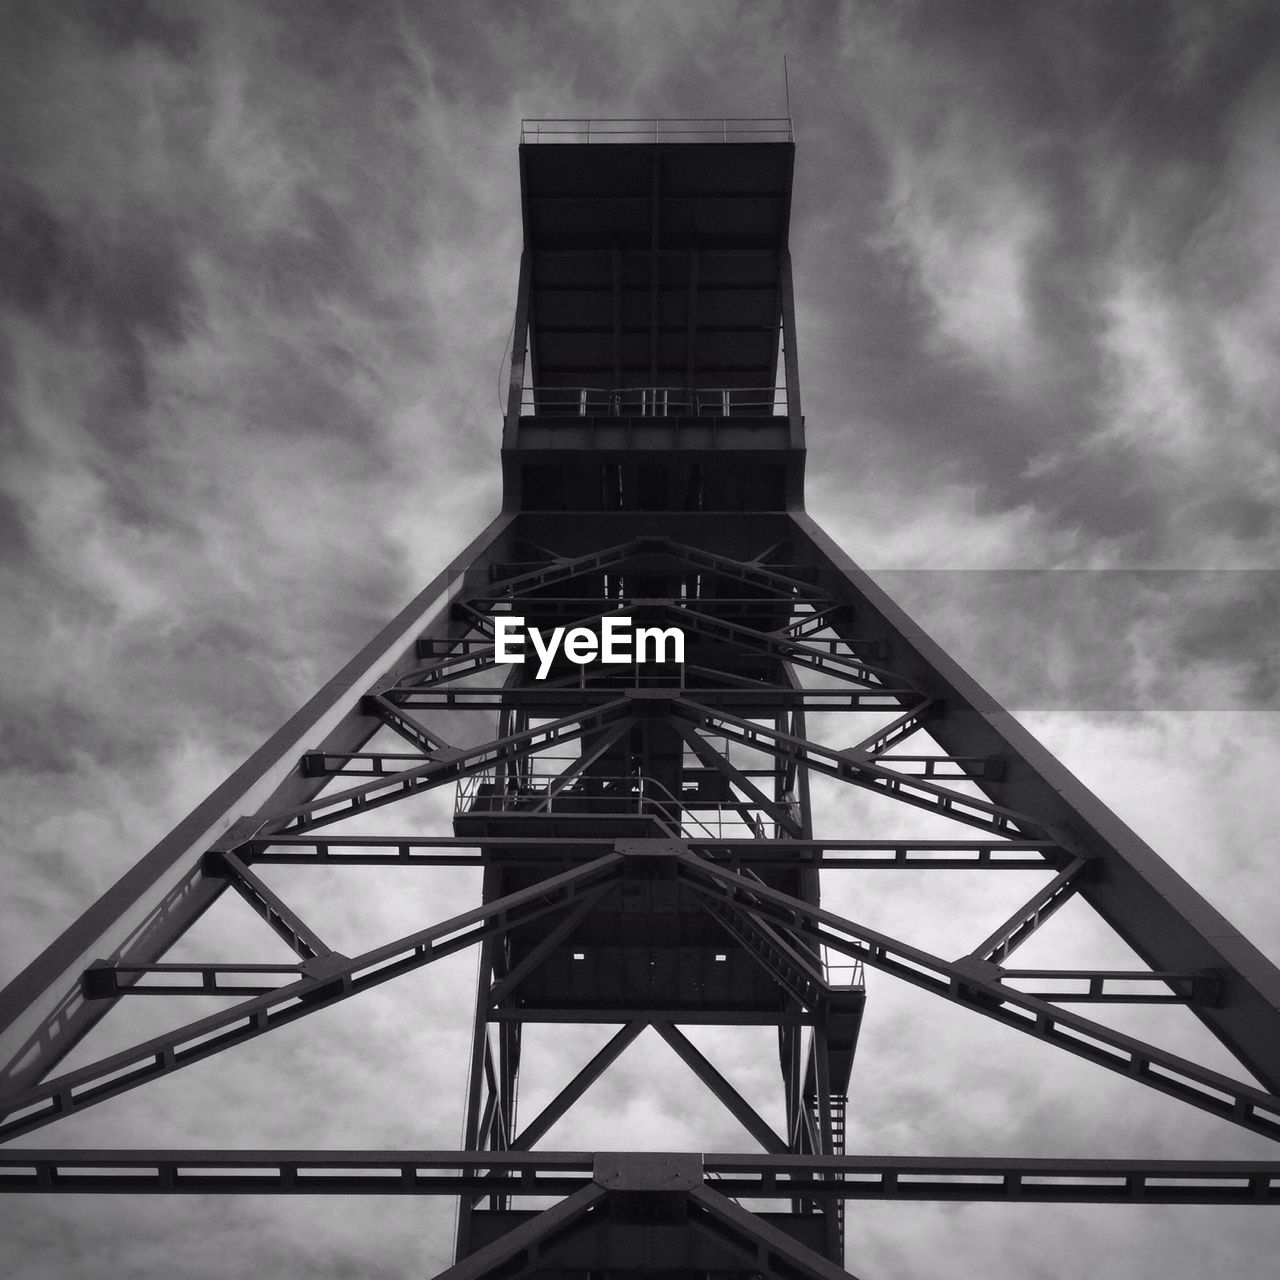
xmin=2 ymin=118 xmax=1279 ymax=1277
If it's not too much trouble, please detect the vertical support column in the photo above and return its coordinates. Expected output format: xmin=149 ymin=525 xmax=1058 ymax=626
xmin=811 ymin=1021 xmax=843 ymax=1260
xmin=649 ymin=151 xmax=661 ymax=389
xmin=611 ymin=244 xmax=623 ymax=390
xmin=454 ymin=867 xmax=500 ymax=1262
xmin=503 ymin=248 xmax=533 ymax=449
xmin=780 ymin=247 xmax=803 ymax=449
xmin=685 ymin=244 xmax=699 ymax=394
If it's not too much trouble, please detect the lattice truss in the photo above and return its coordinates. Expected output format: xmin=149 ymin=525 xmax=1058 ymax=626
xmin=2 ymin=523 xmax=1279 ymax=1276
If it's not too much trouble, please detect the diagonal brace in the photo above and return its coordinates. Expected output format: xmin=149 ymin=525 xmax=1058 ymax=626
xmin=0 ymin=855 xmax=624 ymax=1143
xmin=970 ymin=856 xmax=1088 ymax=964
xmin=270 ymin=698 xmax=634 ymax=834
xmin=488 ymin=885 xmax=615 ymax=1007
xmin=687 ymin=1183 xmax=857 ymax=1279
xmin=511 ymin=1022 xmax=645 ymax=1150
xmin=674 ymin=695 xmax=1040 ymax=839
xmin=434 ymin=1182 xmax=608 ymax=1279
xmin=673 ymin=721 xmax=804 ymax=838
xmin=675 ymin=853 xmax=1280 ymax=1143
xmin=217 ymin=852 xmax=329 ymax=960
xmin=652 ymin=1022 xmax=788 ymax=1153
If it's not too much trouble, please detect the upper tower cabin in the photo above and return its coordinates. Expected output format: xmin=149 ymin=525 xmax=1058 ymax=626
xmin=503 ymin=117 xmax=802 ymax=514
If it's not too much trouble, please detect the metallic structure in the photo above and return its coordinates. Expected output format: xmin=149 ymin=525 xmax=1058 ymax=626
xmin=2 ymin=119 xmax=1279 ymax=1276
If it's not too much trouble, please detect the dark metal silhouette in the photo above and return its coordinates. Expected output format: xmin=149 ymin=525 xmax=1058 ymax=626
xmin=3 ymin=118 xmax=1278 ymax=1276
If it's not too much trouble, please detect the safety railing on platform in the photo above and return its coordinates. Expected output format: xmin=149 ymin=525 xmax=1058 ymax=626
xmin=520 ymin=117 xmax=794 ymax=144
xmin=455 ymin=772 xmax=786 ymax=840
xmin=521 ymin=386 xmax=787 ymax=418
xmin=823 ymin=951 xmax=867 ymax=990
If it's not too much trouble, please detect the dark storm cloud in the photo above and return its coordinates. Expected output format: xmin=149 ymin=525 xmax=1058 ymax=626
xmin=78 ymin=0 xmax=201 ymax=61
xmin=0 ymin=174 xmax=197 ymax=393
xmin=1 ymin=4 xmax=1278 ymax=1279
xmin=800 ymin=0 xmax=1280 ymax=565
xmin=870 ymin=569 xmax=1279 ymax=711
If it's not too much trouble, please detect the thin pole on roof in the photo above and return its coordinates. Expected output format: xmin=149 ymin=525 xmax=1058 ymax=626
xmin=783 ymin=54 xmax=793 ymax=139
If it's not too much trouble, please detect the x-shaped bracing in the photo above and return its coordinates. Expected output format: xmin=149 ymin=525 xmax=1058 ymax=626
xmin=5 ymin=841 xmax=1278 ymax=1149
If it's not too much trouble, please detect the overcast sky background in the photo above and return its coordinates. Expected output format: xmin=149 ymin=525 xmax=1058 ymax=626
xmin=1 ymin=2 xmax=1278 ymax=1277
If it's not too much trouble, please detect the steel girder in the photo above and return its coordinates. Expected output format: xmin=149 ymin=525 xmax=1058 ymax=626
xmin=2 ymin=1149 xmax=1278 ymax=1205
xmin=6 ymin=127 xmax=1277 ymax=1280
xmin=2 ymin=526 xmax=1278 ymax=1280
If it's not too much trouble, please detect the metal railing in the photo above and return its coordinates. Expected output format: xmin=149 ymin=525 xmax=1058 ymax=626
xmin=521 ymin=385 xmax=787 ymax=418
xmin=823 ymin=952 xmax=867 ymax=990
xmin=455 ymin=772 xmax=789 ymax=840
xmin=521 ymin=118 xmax=793 ymax=144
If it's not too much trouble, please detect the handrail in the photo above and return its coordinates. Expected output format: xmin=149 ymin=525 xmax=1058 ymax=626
xmin=823 ymin=951 xmax=867 ymax=991
xmin=520 ymin=385 xmax=787 ymax=419
xmin=455 ymin=771 xmax=789 ymax=839
xmin=521 ymin=117 xmax=793 ymax=144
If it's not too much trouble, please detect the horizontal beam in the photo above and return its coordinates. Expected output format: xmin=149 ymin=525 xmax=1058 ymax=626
xmin=301 ymin=752 xmax=432 ymax=778
xmin=998 ymin=970 xmax=1219 ymax=1004
xmin=1 ymin=1150 xmax=1276 ymax=1204
xmin=83 ymin=962 xmax=300 ymax=998
xmin=388 ymin=687 xmax=914 ymax=711
xmin=486 ymin=1007 xmax=817 ymax=1025
xmin=245 ymin=836 xmax=1063 ymax=870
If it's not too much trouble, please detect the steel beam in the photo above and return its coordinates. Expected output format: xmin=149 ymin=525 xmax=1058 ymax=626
xmin=2 ymin=1150 xmax=1277 ymax=1203
xmin=437 ymin=1183 xmax=607 ymax=1280
xmin=689 ymin=1182 xmax=855 ymax=1279
xmin=792 ymin=510 xmax=1280 ymax=1093
xmin=510 ymin=1022 xmax=645 ymax=1149
xmin=0 ymin=513 xmax=516 ymax=1096
xmin=0 ymin=856 xmax=623 ymax=1142
xmin=652 ymin=1022 xmax=788 ymax=1153
xmin=676 ymin=855 xmax=1280 ymax=1141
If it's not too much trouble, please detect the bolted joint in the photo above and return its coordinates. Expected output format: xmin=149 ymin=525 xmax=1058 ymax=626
xmin=594 ymin=1151 xmax=702 ymax=1193
xmin=201 ymin=848 xmax=231 ymax=878
xmin=1192 ymin=970 xmax=1225 ymax=1008
xmin=80 ymin=959 xmax=119 ymax=1000
xmin=951 ymin=955 xmax=1006 ymax=1009
xmin=618 ymin=839 xmax=685 ymax=880
xmin=204 ymin=817 xmax=266 ymax=858
xmin=363 ymin=671 xmax=402 ymax=702
xmin=300 ymin=752 xmax=328 ymax=778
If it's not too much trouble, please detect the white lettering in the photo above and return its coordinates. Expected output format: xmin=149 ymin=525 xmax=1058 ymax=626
xmin=527 ymin=624 xmax=565 ymax=680
xmin=635 ymin=625 xmax=685 ymax=665
xmin=494 ymin=616 xmax=526 ymax=663
xmin=563 ymin=627 xmax=598 ymax=664
xmin=490 ymin=617 xmax=686 ymax=678
xmin=600 ymin=615 xmax=631 ymax=663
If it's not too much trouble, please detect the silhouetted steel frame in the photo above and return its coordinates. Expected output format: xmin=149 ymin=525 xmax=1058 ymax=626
xmin=3 ymin=130 xmax=1280 ymax=1279
xmin=789 ymin=511 xmax=1280 ymax=1092
xmin=0 ymin=511 xmax=515 ymax=1097
xmin=2 ymin=534 xmax=1278 ymax=1167
xmin=2 ymin=1149 xmax=1279 ymax=1203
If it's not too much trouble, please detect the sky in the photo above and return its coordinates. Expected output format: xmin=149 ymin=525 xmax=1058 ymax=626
xmin=1 ymin=1 xmax=1278 ymax=1277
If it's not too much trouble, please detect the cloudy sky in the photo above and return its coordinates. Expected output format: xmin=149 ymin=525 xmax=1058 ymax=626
xmin=1 ymin=1 xmax=1278 ymax=1277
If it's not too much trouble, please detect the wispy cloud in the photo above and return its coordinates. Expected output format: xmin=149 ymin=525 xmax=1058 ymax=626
xmin=1 ymin=3 xmax=1277 ymax=1277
